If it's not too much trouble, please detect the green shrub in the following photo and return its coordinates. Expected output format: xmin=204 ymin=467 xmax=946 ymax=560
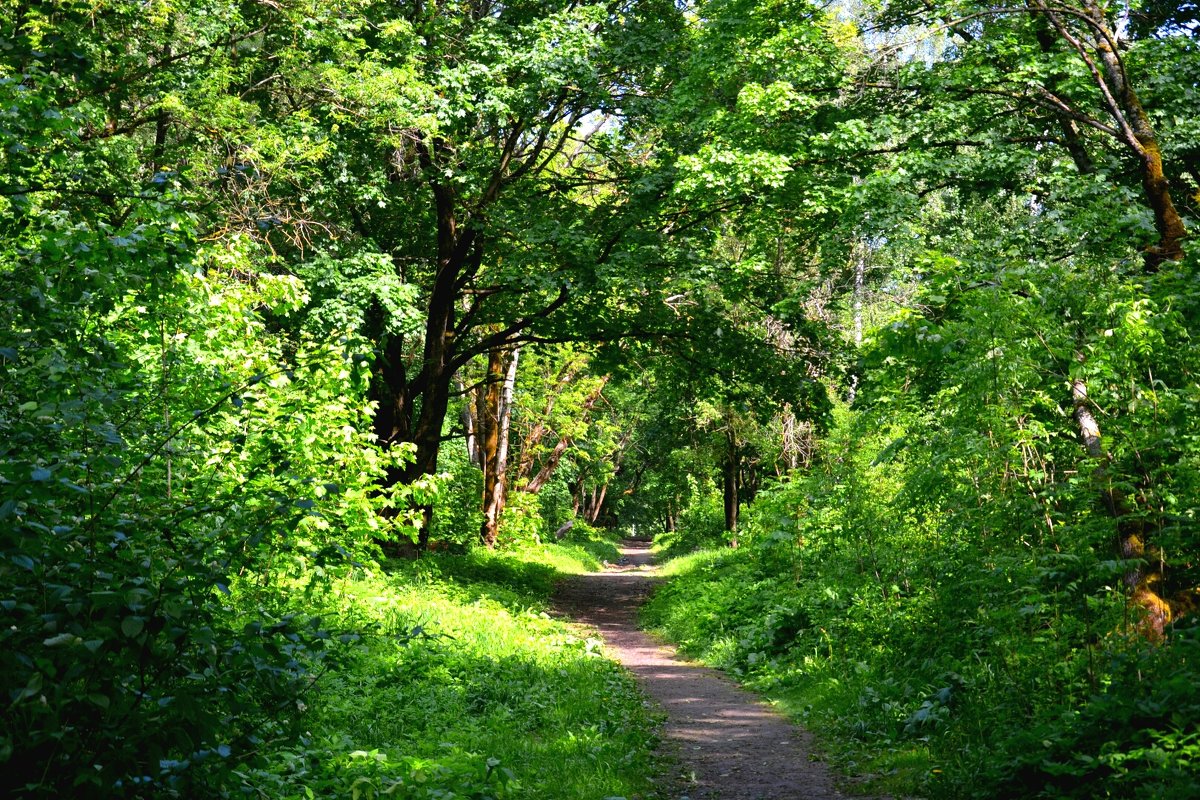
xmin=644 ymin=404 xmax=1197 ymax=800
xmin=0 ymin=257 xmax=388 ymax=797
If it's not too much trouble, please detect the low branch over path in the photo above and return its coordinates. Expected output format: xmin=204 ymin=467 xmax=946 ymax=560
xmin=555 ymin=541 xmax=864 ymax=800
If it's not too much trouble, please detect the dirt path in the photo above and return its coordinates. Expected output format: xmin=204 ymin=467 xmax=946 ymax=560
xmin=554 ymin=540 xmax=849 ymax=800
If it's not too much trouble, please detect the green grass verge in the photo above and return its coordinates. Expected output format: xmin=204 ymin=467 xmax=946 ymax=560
xmin=642 ymin=547 xmax=938 ymax=797
xmin=242 ymin=544 xmax=663 ymax=799
xmin=642 ymin=544 xmax=1200 ymax=800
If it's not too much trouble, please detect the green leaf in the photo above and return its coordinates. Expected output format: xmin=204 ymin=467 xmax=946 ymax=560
xmin=43 ymin=633 xmax=78 ymax=647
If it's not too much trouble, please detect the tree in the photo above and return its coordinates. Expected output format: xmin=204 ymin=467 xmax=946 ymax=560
xmin=291 ymin=0 xmax=688 ymax=546
xmin=477 ymin=345 xmax=519 ymax=547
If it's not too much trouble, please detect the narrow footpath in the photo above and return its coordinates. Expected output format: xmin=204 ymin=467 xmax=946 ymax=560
xmin=554 ymin=540 xmax=850 ymax=800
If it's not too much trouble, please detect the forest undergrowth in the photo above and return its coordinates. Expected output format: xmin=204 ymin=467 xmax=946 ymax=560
xmin=235 ymin=539 xmax=662 ymax=800
xmin=644 ymin=413 xmax=1200 ymax=800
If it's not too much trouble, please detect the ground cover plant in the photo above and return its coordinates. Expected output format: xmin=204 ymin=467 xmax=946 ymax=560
xmin=643 ymin=408 xmax=1200 ymax=800
xmin=239 ymin=545 xmax=664 ymax=800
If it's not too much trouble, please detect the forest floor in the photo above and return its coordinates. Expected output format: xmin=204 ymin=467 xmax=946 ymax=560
xmin=554 ymin=539 xmax=857 ymax=800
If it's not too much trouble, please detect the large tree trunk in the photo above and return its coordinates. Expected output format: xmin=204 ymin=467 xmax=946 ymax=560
xmin=930 ymin=0 xmax=1187 ymax=633
xmin=1072 ymin=2 xmax=1184 ymax=631
xmin=1030 ymin=1 xmax=1190 ymax=633
xmin=498 ymin=348 xmax=518 ymax=476
xmin=1080 ymin=1 xmax=1185 ymax=266
xmin=479 ymin=346 xmax=518 ymax=548
xmin=402 ymin=288 xmax=459 ymax=549
xmin=373 ymin=140 xmax=483 ymax=550
xmin=477 ymin=349 xmax=503 ymax=548
xmin=371 ymin=331 xmax=420 ymax=548
xmin=1034 ymin=0 xmax=1186 ymax=266
xmin=1070 ymin=374 xmax=1171 ymax=635
xmin=394 ymin=123 xmax=533 ymax=513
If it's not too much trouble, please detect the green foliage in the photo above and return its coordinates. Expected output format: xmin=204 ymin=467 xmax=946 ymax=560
xmin=653 ymin=479 xmax=729 ymax=559
xmin=432 ymin=441 xmax=485 ymax=550
xmin=0 ymin=252 xmax=391 ymax=796
xmin=496 ymin=489 xmax=545 ymax=548
xmin=646 ymin=385 xmax=1200 ymax=798
xmin=295 ymin=248 xmax=423 ymax=341
xmin=997 ymin=623 xmax=1200 ymax=799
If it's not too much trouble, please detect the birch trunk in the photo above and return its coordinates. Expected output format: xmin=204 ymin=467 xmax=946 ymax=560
xmin=478 ymin=348 xmax=506 ymax=548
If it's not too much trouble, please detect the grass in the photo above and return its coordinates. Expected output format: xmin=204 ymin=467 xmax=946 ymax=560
xmin=240 ymin=542 xmax=665 ymax=799
xmin=641 ymin=545 xmax=935 ymax=798
xmin=641 ymin=535 xmax=1200 ymax=800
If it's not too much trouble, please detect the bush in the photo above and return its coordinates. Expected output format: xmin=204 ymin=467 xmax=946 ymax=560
xmin=644 ymin=405 xmax=1198 ymax=799
xmin=0 ymin=259 xmax=387 ymax=797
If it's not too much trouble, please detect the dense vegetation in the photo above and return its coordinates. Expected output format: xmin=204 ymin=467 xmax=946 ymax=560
xmin=2 ymin=0 xmax=1198 ymax=797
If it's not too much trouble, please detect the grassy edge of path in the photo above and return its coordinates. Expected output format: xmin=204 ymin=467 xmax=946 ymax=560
xmin=237 ymin=539 xmax=668 ymax=800
xmin=642 ymin=547 xmax=929 ymax=800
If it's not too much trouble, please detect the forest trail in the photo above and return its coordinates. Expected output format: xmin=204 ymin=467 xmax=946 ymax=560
xmin=554 ymin=540 xmax=850 ymax=800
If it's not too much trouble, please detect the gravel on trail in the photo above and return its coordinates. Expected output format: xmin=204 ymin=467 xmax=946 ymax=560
xmin=553 ymin=539 xmax=854 ymax=800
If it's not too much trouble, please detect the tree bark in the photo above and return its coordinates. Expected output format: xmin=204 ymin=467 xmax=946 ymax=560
xmin=588 ymin=483 xmax=608 ymax=525
xmin=479 ymin=346 xmax=518 ymax=548
xmin=1072 ymin=368 xmax=1170 ymax=636
xmin=1079 ymin=0 xmax=1185 ymax=266
xmin=498 ymin=347 xmax=519 ymax=476
xmin=1033 ymin=1 xmax=1190 ymax=633
xmin=1033 ymin=0 xmax=1187 ymax=266
xmin=386 ymin=144 xmax=475 ymax=548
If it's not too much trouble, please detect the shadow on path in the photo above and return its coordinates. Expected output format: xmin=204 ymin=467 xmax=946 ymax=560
xmin=554 ymin=540 xmax=851 ymax=800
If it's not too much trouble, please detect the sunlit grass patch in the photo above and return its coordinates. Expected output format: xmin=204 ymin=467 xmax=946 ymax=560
xmin=240 ymin=543 xmax=663 ymax=799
